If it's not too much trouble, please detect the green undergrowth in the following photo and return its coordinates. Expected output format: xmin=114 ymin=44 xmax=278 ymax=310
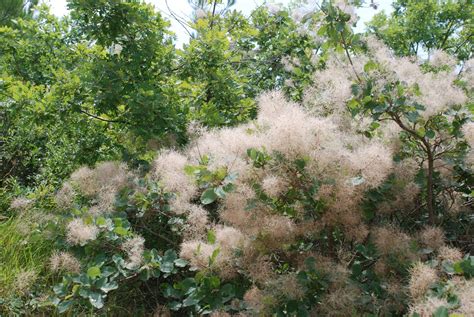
xmin=0 ymin=216 xmax=53 ymax=297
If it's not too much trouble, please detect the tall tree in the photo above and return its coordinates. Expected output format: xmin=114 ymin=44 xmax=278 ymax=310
xmin=367 ymin=0 xmax=473 ymax=60
xmin=0 ymin=0 xmax=38 ymax=26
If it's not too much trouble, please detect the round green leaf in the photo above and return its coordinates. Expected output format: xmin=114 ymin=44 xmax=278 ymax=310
xmin=201 ymin=188 xmax=218 ymax=205
xmin=87 ymin=266 xmax=101 ymax=279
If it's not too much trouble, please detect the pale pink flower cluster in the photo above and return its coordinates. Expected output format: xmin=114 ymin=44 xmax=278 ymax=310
xmin=408 ymin=262 xmax=438 ymax=299
xmin=145 ymin=88 xmax=397 ymax=300
xmin=243 ymin=287 xmax=264 ymax=312
xmin=266 ymin=3 xmax=282 ymax=15
xmin=460 ymin=58 xmax=474 ymax=90
xmin=291 ymin=7 xmax=307 ymax=23
xmin=305 ymin=37 xmax=467 ymax=123
xmin=419 ymin=226 xmax=445 ymax=251
xmin=453 ymin=279 xmax=474 ymax=316
xmin=281 ymin=56 xmax=295 ymax=72
xmin=430 ymin=49 xmax=457 ymax=69
xmin=142 ymin=59 xmax=468 ymax=312
xmin=66 ymin=161 xmax=132 ymax=213
xmin=303 ymin=56 xmax=356 ymax=117
xmin=349 ymin=141 xmax=394 ymax=187
xmin=267 ymin=273 xmax=305 ymax=300
xmin=50 ymin=251 xmax=81 ymax=273
xmin=55 ymin=182 xmax=75 ymax=209
xmin=372 ymin=226 xmax=412 ymax=256
xmin=153 ymin=150 xmax=197 ymax=214
xmin=122 ymin=236 xmax=145 ymax=269
xmin=365 ymin=37 xmax=467 ymax=119
xmin=195 ymin=9 xmax=206 ymax=20
xmin=334 ymin=0 xmax=358 ymax=25
xmin=183 ymin=205 xmax=209 ymax=239
xmin=261 ymin=175 xmax=288 ymax=197
xmin=220 ymin=185 xmax=255 ymax=228
xmin=66 ymin=218 xmax=99 ymax=246
xmin=180 ymin=225 xmax=246 ymax=278
xmin=410 ymin=278 xmax=474 ymax=316
xmin=14 ymin=270 xmax=37 ymax=294
xmin=180 ymin=240 xmax=215 ymax=270
xmin=70 ymin=166 xmax=97 ymax=196
xmin=463 ymin=121 xmax=474 ymax=165
xmin=257 ymin=92 xmax=337 ymax=160
xmin=318 ymin=284 xmax=360 ymax=316
xmin=10 ymin=197 xmax=33 ymax=211
xmin=409 ymin=296 xmax=449 ymax=317
xmin=406 ymin=245 xmax=471 ymax=315
xmin=189 ymin=126 xmax=261 ymax=183
xmin=463 ymin=121 xmax=474 ymax=148
xmin=437 ymin=246 xmax=463 ymax=263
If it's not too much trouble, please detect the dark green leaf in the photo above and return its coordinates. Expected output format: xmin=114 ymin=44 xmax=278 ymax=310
xmin=433 ymin=306 xmax=449 ymax=317
xmin=57 ymin=300 xmax=74 ymax=313
xmin=88 ymin=292 xmax=104 ymax=309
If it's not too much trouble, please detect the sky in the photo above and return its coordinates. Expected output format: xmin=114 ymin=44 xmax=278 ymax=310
xmin=43 ymin=0 xmax=394 ymax=47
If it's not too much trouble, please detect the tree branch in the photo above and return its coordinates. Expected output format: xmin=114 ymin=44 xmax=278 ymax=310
xmin=79 ymin=109 xmax=126 ymax=123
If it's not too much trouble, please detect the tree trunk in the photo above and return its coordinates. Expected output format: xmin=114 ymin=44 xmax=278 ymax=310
xmin=426 ymin=151 xmax=435 ymax=224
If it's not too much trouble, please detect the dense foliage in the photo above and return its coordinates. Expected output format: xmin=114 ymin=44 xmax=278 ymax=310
xmin=1 ymin=0 xmax=472 ymax=316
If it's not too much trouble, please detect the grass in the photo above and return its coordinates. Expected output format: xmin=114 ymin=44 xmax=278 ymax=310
xmin=0 ymin=216 xmax=53 ymax=297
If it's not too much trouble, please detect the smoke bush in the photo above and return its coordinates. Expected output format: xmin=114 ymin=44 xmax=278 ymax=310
xmin=141 ymin=36 xmax=472 ymax=314
xmin=136 ymin=33 xmax=473 ymax=312
xmin=146 ymin=86 xmax=406 ymax=312
xmin=44 ymin=32 xmax=472 ymax=316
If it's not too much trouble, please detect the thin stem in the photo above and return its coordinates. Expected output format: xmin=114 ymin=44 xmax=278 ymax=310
xmin=388 ymin=111 xmax=436 ymax=224
xmin=209 ymin=0 xmax=218 ymax=29
xmin=79 ymin=109 xmax=126 ymax=123
xmin=339 ymin=31 xmax=361 ymax=82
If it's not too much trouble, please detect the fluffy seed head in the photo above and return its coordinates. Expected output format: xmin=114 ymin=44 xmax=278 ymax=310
xmin=372 ymin=226 xmax=411 ymax=256
xmin=419 ymin=226 xmax=445 ymax=251
xmin=437 ymin=246 xmax=463 ymax=263
xmin=463 ymin=121 xmax=474 ymax=148
xmin=153 ymin=150 xmax=196 ymax=209
xmin=334 ymin=0 xmax=357 ymax=24
xmin=14 ymin=270 xmax=37 ymax=294
xmin=66 ymin=218 xmax=99 ymax=246
xmin=318 ymin=285 xmax=359 ymax=316
xmin=366 ymin=37 xmax=467 ymax=119
xmin=50 ymin=251 xmax=81 ymax=273
xmin=55 ymin=182 xmax=75 ymax=209
xmin=409 ymin=296 xmax=449 ymax=317
xmin=349 ymin=142 xmax=393 ymax=187
xmin=180 ymin=240 xmax=216 ymax=270
xmin=243 ymin=287 xmax=265 ymax=312
xmin=453 ymin=279 xmax=474 ymax=316
xmin=10 ymin=197 xmax=33 ymax=211
xmin=261 ymin=175 xmax=288 ymax=197
xmin=268 ymin=273 xmax=305 ymax=300
xmin=184 ymin=205 xmax=209 ymax=239
xmin=122 ymin=236 xmax=145 ymax=269
xmin=215 ymin=225 xmax=245 ymax=251
xmin=70 ymin=166 xmax=97 ymax=197
xmin=408 ymin=262 xmax=438 ymax=299
xmin=69 ymin=162 xmax=131 ymax=213
xmin=430 ymin=49 xmax=457 ymax=69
